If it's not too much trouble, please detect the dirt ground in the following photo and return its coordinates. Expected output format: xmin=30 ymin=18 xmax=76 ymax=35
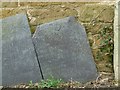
xmin=6 ymin=72 xmax=116 ymax=88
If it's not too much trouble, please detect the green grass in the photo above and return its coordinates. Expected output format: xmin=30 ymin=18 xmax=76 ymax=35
xmin=29 ymin=76 xmax=63 ymax=88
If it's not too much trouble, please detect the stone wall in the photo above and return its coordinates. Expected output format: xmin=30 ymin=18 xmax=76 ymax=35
xmin=1 ymin=2 xmax=114 ymax=72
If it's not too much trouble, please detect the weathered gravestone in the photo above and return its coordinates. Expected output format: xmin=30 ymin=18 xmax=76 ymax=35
xmin=33 ymin=16 xmax=98 ymax=83
xmin=1 ymin=13 xmax=41 ymax=86
xmin=114 ymin=0 xmax=120 ymax=85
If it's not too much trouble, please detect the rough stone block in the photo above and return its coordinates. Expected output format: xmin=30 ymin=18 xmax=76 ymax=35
xmin=78 ymin=4 xmax=114 ymax=23
xmin=28 ymin=8 xmax=77 ymax=26
xmin=2 ymin=2 xmax=18 ymax=8
xmin=1 ymin=13 xmax=41 ymax=86
xmin=1 ymin=9 xmax=26 ymax=19
xmin=33 ymin=16 xmax=98 ymax=83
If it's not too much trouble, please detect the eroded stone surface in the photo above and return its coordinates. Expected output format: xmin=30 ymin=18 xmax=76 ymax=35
xmin=33 ymin=16 xmax=98 ymax=83
xmin=1 ymin=13 xmax=41 ymax=86
xmin=114 ymin=0 xmax=120 ymax=84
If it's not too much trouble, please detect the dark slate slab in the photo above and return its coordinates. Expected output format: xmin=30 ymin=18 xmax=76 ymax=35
xmin=33 ymin=16 xmax=98 ymax=83
xmin=1 ymin=13 xmax=41 ymax=86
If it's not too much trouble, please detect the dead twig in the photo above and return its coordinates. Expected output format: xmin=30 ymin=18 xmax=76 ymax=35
xmin=89 ymin=8 xmax=106 ymax=25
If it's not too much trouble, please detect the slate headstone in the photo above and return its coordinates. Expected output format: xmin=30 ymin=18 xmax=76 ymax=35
xmin=33 ymin=16 xmax=98 ymax=83
xmin=1 ymin=13 xmax=41 ymax=86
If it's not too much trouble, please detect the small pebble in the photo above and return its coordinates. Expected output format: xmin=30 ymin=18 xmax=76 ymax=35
xmin=61 ymin=5 xmax=65 ymax=8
